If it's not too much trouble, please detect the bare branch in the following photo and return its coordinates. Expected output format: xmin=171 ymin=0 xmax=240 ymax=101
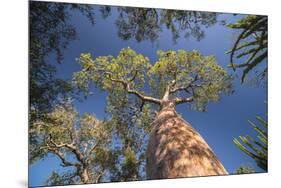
xmin=48 ymin=135 xmax=86 ymax=166
xmin=104 ymin=72 xmax=161 ymax=105
xmin=127 ymin=88 xmax=161 ymax=105
xmin=46 ymin=143 xmax=80 ymax=168
xmin=174 ymin=97 xmax=193 ymax=105
xmin=170 ymin=85 xmax=190 ymax=94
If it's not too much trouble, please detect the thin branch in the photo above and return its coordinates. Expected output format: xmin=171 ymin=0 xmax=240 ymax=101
xmin=127 ymin=88 xmax=161 ymax=105
xmin=104 ymin=72 xmax=161 ymax=105
xmin=174 ymin=96 xmax=193 ymax=104
xmin=48 ymin=135 xmax=86 ymax=166
xmin=170 ymin=85 xmax=189 ymax=94
xmin=46 ymin=143 xmax=80 ymax=168
xmin=95 ymin=170 xmax=105 ymax=184
xmin=88 ymin=141 xmax=100 ymax=156
xmin=170 ymin=75 xmax=199 ymax=94
xmin=128 ymin=70 xmax=138 ymax=82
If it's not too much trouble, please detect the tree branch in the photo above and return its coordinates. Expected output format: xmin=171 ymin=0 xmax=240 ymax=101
xmin=104 ymin=72 xmax=161 ymax=105
xmin=170 ymin=75 xmax=199 ymax=94
xmin=174 ymin=96 xmax=193 ymax=104
xmin=127 ymin=88 xmax=161 ymax=105
xmin=170 ymin=85 xmax=190 ymax=94
xmin=46 ymin=143 xmax=80 ymax=168
xmin=88 ymin=141 xmax=100 ymax=157
xmin=48 ymin=135 xmax=86 ymax=166
xmin=95 ymin=170 xmax=105 ymax=184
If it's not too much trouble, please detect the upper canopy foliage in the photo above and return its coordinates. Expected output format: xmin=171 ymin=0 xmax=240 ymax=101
xmin=73 ymin=48 xmax=232 ymax=111
xmin=29 ymin=1 xmax=95 ymax=122
xmin=100 ymin=6 xmax=218 ymax=43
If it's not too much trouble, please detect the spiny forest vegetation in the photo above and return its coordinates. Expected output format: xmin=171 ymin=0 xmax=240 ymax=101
xmin=29 ymin=1 xmax=268 ymax=186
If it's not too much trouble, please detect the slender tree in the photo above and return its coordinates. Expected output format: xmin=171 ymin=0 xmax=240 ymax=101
xmin=73 ymin=47 xmax=232 ymax=179
xmin=29 ymin=102 xmax=117 ymax=185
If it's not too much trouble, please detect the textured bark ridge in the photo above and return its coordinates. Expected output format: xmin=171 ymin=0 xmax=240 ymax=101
xmin=146 ymin=103 xmax=228 ymax=179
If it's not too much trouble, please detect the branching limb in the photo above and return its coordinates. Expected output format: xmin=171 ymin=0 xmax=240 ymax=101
xmin=48 ymin=134 xmax=86 ymax=166
xmin=170 ymin=75 xmax=199 ymax=94
xmin=127 ymin=88 xmax=161 ymax=105
xmin=45 ymin=143 xmax=80 ymax=168
xmin=104 ymin=72 xmax=161 ymax=105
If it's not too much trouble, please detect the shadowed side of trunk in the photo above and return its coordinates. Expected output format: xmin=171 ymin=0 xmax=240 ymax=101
xmin=146 ymin=105 xmax=228 ymax=179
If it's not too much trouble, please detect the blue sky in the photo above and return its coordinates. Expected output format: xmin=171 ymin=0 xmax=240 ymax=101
xmin=29 ymin=5 xmax=267 ymax=187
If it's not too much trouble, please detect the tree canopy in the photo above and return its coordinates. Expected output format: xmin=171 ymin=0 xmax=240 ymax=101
xmin=73 ymin=48 xmax=232 ymax=112
xmin=30 ymin=101 xmax=117 ymax=185
xmin=100 ymin=6 xmax=218 ymax=43
xmin=29 ymin=1 xmax=95 ymax=122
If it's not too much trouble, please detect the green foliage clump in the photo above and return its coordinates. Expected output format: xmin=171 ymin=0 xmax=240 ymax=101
xmin=148 ymin=50 xmax=232 ymax=111
xmin=160 ymin=10 xmax=217 ymax=42
xmin=234 ymin=165 xmax=255 ymax=174
xmin=119 ymin=147 xmax=139 ymax=181
xmin=73 ymin=47 xmax=150 ymax=93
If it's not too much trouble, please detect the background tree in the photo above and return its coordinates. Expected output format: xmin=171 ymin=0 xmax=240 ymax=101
xmin=73 ymin=47 xmax=232 ymax=179
xmin=106 ymin=91 xmax=155 ymax=181
xmin=226 ymin=15 xmax=268 ymax=83
xmin=100 ymin=6 xmax=218 ymax=43
xmin=29 ymin=1 xmax=95 ymax=122
xmin=160 ymin=9 xmax=218 ymax=42
xmin=29 ymin=2 xmax=96 ymax=166
xmin=234 ymin=165 xmax=255 ymax=174
xmin=233 ymin=116 xmax=268 ymax=171
xmin=115 ymin=7 xmax=161 ymax=42
xmin=29 ymin=102 xmax=117 ymax=186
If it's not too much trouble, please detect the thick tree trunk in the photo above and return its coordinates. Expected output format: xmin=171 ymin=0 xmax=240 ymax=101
xmin=146 ymin=101 xmax=228 ymax=179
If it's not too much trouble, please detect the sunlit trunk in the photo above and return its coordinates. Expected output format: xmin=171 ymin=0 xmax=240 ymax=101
xmin=146 ymin=100 xmax=228 ymax=179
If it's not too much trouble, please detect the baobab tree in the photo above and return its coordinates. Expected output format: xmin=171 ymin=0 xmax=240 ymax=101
xmin=73 ymin=47 xmax=232 ymax=179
